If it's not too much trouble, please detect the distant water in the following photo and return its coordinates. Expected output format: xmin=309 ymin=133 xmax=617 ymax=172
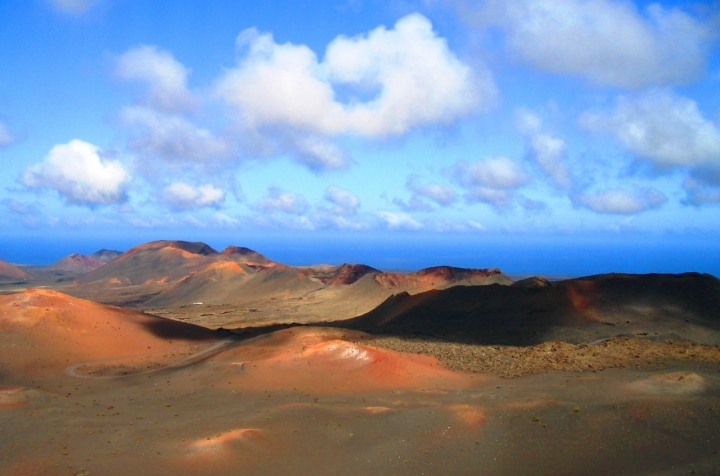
xmin=1 ymin=232 xmax=717 ymax=278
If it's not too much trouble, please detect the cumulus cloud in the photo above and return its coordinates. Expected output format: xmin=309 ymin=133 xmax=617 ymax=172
xmin=119 ymin=106 xmax=231 ymax=161
xmin=116 ymin=46 xmax=195 ymax=112
xmin=215 ymin=13 xmax=492 ymax=170
xmin=574 ymin=187 xmax=667 ymax=214
xmin=471 ymin=0 xmax=712 ymax=87
xmin=0 ymin=121 xmax=16 ymax=147
xmin=21 ymin=139 xmax=129 ymax=206
xmin=405 ymin=174 xmax=457 ymax=206
xmin=580 ymin=90 xmax=720 ymax=169
xmin=454 ymin=156 xmax=530 ymax=208
xmin=254 ymin=187 xmax=309 ymax=215
xmin=323 ymin=186 xmax=360 ymax=215
xmin=162 ymin=182 xmax=225 ymax=210
xmin=377 ymin=211 xmax=424 ymax=231
xmin=516 ymin=108 xmax=571 ymax=188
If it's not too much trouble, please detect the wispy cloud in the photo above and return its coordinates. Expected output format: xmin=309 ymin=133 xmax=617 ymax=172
xmin=454 ymin=156 xmax=531 ymax=209
xmin=377 ymin=211 xmax=424 ymax=231
xmin=580 ymin=90 xmax=720 ymax=169
xmin=162 ymin=182 xmax=225 ymax=210
xmin=254 ymin=186 xmax=310 ymax=215
xmin=0 ymin=121 xmax=16 ymax=147
xmin=516 ymin=108 xmax=571 ymax=189
xmin=115 ymin=45 xmax=195 ymax=113
xmin=574 ymin=187 xmax=667 ymax=214
xmin=48 ymin=0 xmax=101 ymax=14
xmin=457 ymin=0 xmax=713 ymax=87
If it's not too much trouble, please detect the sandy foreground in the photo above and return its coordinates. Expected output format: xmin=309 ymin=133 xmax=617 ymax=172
xmin=2 ymin=290 xmax=720 ymax=475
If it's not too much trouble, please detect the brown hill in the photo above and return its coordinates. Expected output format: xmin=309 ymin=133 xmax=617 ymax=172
xmin=0 ymin=259 xmax=31 ymax=281
xmin=60 ymin=239 xmax=512 ymax=329
xmin=89 ymin=249 xmax=123 ymax=264
xmin=335 ymin=273 xmax=720 ymax=346
xmin=0 ymin=289 xmax=219 ymax=377
xmin=374 ymin=266 xmax=511 ymax=290
xmin=312 ymin=263 xmax=380 ymax=285
xmin=220 ymin=246 xmax=271 ymax=265
xmin=142 ymin=264 xmax=512 ymax=329
xmin=46 ymin=254 xmax=104 ymax=273
xmin=77 ymin=240 xmax=220 ymax=286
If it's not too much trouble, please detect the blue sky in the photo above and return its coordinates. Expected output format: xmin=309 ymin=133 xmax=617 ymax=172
xmin=1 ymin=0 xmax=719 ymax=274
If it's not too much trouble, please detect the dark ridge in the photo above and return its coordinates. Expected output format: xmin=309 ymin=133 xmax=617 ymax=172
xmin=331 ymin=272 xmax=720 ymax=346
xmin=221 ymin=246 xmax=259 ymax=256
xmin=90 ymin=249 xmax=123 ymax=264
xmin=511 ymin=276 xmax=551 ymax=288
xmin=139 ymin=312 xmax=222 ymax=341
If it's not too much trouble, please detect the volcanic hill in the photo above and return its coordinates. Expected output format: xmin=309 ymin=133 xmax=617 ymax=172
xmin=0 ymin=259 xmax=31 ymax=281
xmin=62 ymin=240 xmax=511 ymax=328
xmin=46 ymin=253 xmax=105 ymax=274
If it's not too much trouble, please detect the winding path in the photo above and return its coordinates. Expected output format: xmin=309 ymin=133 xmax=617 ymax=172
xmin=65 ymin=338 xmax=240 ymax=379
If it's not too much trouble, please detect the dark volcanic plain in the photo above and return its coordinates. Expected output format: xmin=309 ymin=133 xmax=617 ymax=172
xmin=2 ymin=240 xmax=720 ymax=475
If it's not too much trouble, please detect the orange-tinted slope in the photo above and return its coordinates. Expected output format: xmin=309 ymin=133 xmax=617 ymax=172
xmin=77 ymin=240 xmax=220 ymax=286
xmin=207 ymin=327 xmax=477 ymax=394
xmin=0 ymin=259 xmax=31 ymax=280
xmin=0 ymin=289 xmax=219 ymax=377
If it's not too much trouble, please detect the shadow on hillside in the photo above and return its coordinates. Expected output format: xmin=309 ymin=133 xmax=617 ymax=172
xmin=326 ymin=273 xmax=720 ymax=347
xmin=140 ymin=314 xmax=223 ymax=341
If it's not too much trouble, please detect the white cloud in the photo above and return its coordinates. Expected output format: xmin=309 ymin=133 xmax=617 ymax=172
xmin=0 ymin=121 xmax=16 ymax=147
xmin=49 ymin=0 xmax=99 ymax=14
xmin=119 ymin=106 xmax=231 ymax=161
xmin=215 ymin=14 xmax=492 ymax=170
xmin=454 ymin=156 xmax=531 ymax=209
xmin=516 ymin=108 xmax=570 ymax=188
xmin=406 ymin=175 xmax=457 ymax=206
xmin=254 ymin=187 xmax=309 ymax=215
xmin=324 ymin=185 xmax=360 ymax=215
xmin=575 ymin=187 xmax=667 ymax=214
xmin=162 ymin=182 xmax=225 ymax=210
xmin=580 ymin=90 xmax=720 ymax=169
xmin=21 ymin=139 xmax=129 ymax=206
xmin=116 ymin=45 xmax=195 ymax=112
xmin=477 ymin=0 xmax=712 ymax=87
xmin=377 ymin=211 xmax=424 ymax=231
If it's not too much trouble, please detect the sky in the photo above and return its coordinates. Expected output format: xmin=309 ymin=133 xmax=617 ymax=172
xmin=0 ymin=0 xmax=719 ymax=274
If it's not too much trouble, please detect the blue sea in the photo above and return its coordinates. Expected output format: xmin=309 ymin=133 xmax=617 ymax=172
xmin=1 ymin=231 xmax=717 ymax=278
